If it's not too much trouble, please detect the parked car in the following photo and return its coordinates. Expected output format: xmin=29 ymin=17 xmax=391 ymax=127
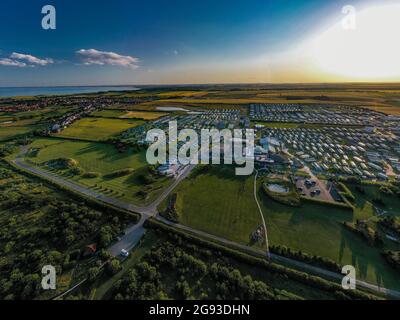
xmin=120 ymin=249 xmax=129 ymax=257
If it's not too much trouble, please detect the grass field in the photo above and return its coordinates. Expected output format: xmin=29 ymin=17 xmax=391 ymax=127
xmin=13 ymin=107 xmax=72 ymax=118
xmin=119 ymin=111 xmax=167 ymax=120
xmin=164 ymin=165 xmax=400 ymax=290
xmin=0 ymin=126 xmax=35 ymax=141
xmin=171 ymin=166 xmax=260 ymax=245
xmin=92 ymin=109 xmax=168 ymax=120
xmin=157 ymin=90 xmax=210 ymax=98
xmin=26 ymin=138 xmax=172 ymax=205
xmin=55 ymin=117 xmax=144 ymax=141
xmin=0 ymin=118 xmax=45 ymax=141
xmin=348 ymin=183 xmax=400 ymax=214
xmin=90 ymin=109 xmax=127 ymax=118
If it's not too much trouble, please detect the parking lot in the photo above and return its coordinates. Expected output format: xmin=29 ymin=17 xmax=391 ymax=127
xmin=295 ymin=177 xmax=334 ymax=202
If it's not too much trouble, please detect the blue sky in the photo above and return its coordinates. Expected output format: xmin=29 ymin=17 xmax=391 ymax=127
xmin=0 ymin=0 xmax=396 ymax=86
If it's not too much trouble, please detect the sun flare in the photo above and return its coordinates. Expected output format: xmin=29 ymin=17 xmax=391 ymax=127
xmin=307 ymin=4 xmax=400 ymax=79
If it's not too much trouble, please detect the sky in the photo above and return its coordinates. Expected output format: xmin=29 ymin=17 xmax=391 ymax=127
xmin=0 ymin=0 xmax=399 ymax=86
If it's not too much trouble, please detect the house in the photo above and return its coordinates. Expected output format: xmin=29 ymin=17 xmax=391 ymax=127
xmin=51 ymin=124 xmax=61 ymax=133
xmin=83 ymin=243 xmax=97 ymax=257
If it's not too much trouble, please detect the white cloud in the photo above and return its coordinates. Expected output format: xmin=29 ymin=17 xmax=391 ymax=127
xmin=76 ymin=49 xmax=139 ymax=69
xmin=0 ymin=52 xmax=53 ymax=67
xmin=0 ymin=58 xmax=27 ymax=67
xmin=10 ymin=52 xmax=53 ymax=66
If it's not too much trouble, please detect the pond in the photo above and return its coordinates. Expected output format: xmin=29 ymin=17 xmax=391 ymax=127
xmin=156 ymin=106 xmax=188 ymax=112
xmin=267 ymin=183 xmax=289 ymax=193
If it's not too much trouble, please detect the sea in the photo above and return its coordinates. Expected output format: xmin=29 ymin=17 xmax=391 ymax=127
xmin=0 ymin=86 xmax=140 ymax=98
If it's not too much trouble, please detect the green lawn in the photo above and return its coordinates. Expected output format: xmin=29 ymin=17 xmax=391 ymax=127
xmin=90 ymin=109 xmax=127 ymax=118
xmin=170 ymin=166 xmax=260 ymax=245
xmin=0 ymin=126 xmax=35 ymax=141
xmin=55 ymin=117 xmax=144 ymax=141
xmin=166 ymin=165 xmax=400 ymax=290
xmin=0 ymin=119 xmax=45 ymax=141
xmin=25 ymin=138 xmax=172 ymax=205
xmin=91 ymin=109 xmax=167 ymax=120
xmin=348 ymin=183 xmax=400 ymax=214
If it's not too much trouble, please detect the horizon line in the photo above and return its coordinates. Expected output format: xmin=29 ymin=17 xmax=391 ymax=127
xmin=2 ymin=81 xmax=400 ymax=89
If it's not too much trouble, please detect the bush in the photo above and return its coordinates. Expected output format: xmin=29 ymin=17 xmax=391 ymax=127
xmin=138 ymin=174 xmax=155 ymax=185
xmin=82 ymin=172 xmax=100 ymax=178
xmin=106 ymin=259 xmax=122 ymax=275
xmin=68 ymin=166 xmax=83 ymax=176
xmin=46 ymin=158 xmax=78 ymax=169
xmin=0 ymin=144 xmax=17 ymax=157
xmin=302 ymin=196 xmax=354 ymax=211
xmin=338 ymin=182 xmax=355 ymax=202
xmin=161 ymin=193 xmax=180 ymax=222
xmin=382 ymin=251 xmax=400 ymax=269
xmin=379 ymin=185 xmax=394 ymax=195
xmin=88 ymin=267 xmax=101 ymax=282
xmin=104 ymin=168 xmax=134 ymax=178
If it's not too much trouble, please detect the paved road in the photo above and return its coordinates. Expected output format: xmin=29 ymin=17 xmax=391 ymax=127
xmin=11 ymin=153 xmax=400 ymax=299
xmin=108 ymin=216 xmax=147 ymax=257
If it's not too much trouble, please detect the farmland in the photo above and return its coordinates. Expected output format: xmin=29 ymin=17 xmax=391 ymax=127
xmin=0 ymin=126 xmax=37 ymax=141
xmin=119 ymin=111 xmax=167 ymax=120
xmin=0 ymin=119 xmax=45 ymax=141
xmin=91 ymin=109 xmax=168 ymax=120
xmin=55 ymin=117 xmax=145 ymax=141
xmin=135 ymin=84 xmax=400 ymax=115
xmin=25 ymin=138 xmax=172 ymax=205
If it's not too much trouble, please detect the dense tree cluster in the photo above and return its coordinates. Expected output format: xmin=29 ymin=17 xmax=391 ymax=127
xmin=382 ymin=250 xmax=400 ymax=269
xmin=112 ymin=241 xmax=301 ymax=300
xmin=0 ymin=165 xmax=129 ymax=299
xmin=379 ymin=216 xmax=400 ymax=236
xmin=0 ymin=139 xmax=32 ymax=158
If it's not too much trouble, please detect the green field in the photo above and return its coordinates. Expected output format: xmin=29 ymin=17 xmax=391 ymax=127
xmin=90 ymin=109 xmax=127 ymax=118
xmin=166 ymin=166 xmax=260 ymax=244
xmin=25 ymin=138 xmax=172 ymax=205
xmin=91 ymin=109 xmax=167 ymax=120
xmin=56 ymin=117 xmax=144 ymax=141
xmin=0 ymin=126 xmax=36 ymax=141
xmin=164 ymin=165 xmax=400 ymax=290
xmin=348 ymin=183 xmax=400 ymax=214
xmin=0 ymin=118 xmax=45 ymax=141
xmin=119 ymin=111 xmax=167 ymax=120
